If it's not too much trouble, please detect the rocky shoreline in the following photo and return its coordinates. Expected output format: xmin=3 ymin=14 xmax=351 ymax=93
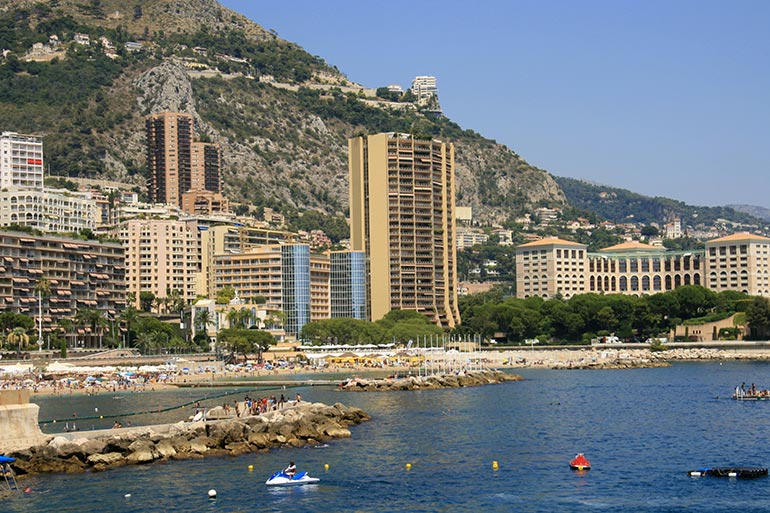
xmin=5 ymin=401 xmax=369 ymax=477
xmin=338 ymin=369 xmax=522 ymax=391
xmin=494 ymin=347 xmax=770 ymax=370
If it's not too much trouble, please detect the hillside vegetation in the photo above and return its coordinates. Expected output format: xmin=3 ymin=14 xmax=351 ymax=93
xmin=556 ymin=176 xmax=766 ymax=228
xmin=0 ymin=0 xmax=566 ymax=224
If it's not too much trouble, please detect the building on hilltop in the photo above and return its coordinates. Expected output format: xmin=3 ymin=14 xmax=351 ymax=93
xmin=0 ymin=132 xmax=44 ymax=190
xmin=705 ymin=232 xmax=770 ymax=296
xmin=349 ymin=132 xmax=460 ymax=327
xmin=411 ymin=75 xmax=441 ymax=112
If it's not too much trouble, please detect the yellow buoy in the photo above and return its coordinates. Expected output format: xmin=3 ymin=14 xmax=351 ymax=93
xmin=324 ymin=463 xmax=329 ymax=470
xmin=99 ymin=416 xmax=103 ymax=419
xmin=492 ymin=461 xmax=499 ymax=470
xmin=248 ymin=465 xmax=253 ymax=471
xmin=406 ymin=463 xmax=412 ymax=470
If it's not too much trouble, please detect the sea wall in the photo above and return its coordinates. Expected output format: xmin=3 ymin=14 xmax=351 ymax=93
xmin=5 ymin=401 xmax=369 ymax=477
xmin=339 ymin=369 xmax=522 ymax=392
xmin=0 ymin=390 xmax=51 ymax=453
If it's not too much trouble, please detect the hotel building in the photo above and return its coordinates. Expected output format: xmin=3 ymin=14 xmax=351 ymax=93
xmin=349 ymin=132 xmax=460 ymax=327
xmin=515 ymin=237 xmax=587 ymax=299
xmin=704 ymin=232 xmax=770 ymax=296
xmin=515 ymin=237 xmax=703 ymax=299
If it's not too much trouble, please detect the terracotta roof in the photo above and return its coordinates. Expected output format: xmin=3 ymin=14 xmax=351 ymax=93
xmin=706 ymin=232 xmax=770 ymax=244
xmin=516 ymin=237 xmax=586 ymax=249
xmin=599 ymin=241 xmax=665 ymax=253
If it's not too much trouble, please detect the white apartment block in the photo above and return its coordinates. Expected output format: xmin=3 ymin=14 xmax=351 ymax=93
xmin=0 ymin=132 xmax=44 ymax=190
xmin=0 ymin=188 xmax=97 ymax=232
xmin=411 ymin=75 xmax=438 ymax=106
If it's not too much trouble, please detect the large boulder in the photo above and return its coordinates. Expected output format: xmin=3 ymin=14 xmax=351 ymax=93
xmin=125 ymin=440 xmax=160 ymax=464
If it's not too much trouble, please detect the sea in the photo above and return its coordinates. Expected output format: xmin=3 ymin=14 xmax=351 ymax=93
xmin=6 ymin=361 xmax=770 ymax=513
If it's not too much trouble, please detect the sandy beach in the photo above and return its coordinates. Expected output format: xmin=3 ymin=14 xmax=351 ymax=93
xmin=3 ymin=345 xmax=770 ymax=397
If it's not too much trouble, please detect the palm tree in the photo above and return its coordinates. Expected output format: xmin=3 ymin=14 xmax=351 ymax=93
xmin=7 ymin=327 xmax=30 ymax=354
xmin=134 ymin=330 xmax=157 ymax=355
xmin=195 ymin=308 xmax=214 ymax=333
xmin=33 ymin=277 xmax=51 ymax=349
xmin=75 ymin=309 xmax=108 ymax=349
xmin=119 ymin=305 xmax=141 ymax=349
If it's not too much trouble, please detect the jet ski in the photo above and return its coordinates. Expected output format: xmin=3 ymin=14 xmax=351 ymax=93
xmin=265 ymin=471 xmax=320 ymax=486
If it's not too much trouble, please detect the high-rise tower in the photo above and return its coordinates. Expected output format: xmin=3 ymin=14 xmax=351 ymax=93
xmin=146 ymin=112 xmax=193 ymax=207
xmin=348 ymin=132 xmax=460 ymax=328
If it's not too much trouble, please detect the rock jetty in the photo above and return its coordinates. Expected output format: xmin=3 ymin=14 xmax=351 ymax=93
xmin=339 ymin=369 xmax=521 ymax=392
xmin=5 ymin=401 xmax=369 ymax=477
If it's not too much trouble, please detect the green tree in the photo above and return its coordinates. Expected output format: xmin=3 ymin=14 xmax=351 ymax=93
xmin=7 ymin=327 xmax=29 ymax=353
xmin=139 ymin=291 xmax=156 ymax=312
xmin=746 ymin=297 xmax=770 ymax=340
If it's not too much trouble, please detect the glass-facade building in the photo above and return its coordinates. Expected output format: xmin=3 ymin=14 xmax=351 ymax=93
xmin=281 ymin=244 xmax=311 ymax=337
xmin=330 ymin=251 xmax=367 ymax=320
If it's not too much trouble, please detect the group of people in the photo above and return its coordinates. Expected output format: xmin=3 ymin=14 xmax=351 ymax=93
xmin=735 ymin=382 xmax=770 ymax=398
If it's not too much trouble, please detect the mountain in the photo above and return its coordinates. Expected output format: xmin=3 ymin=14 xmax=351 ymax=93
xmin=727 ymin=205 xmax=770 ymax=223
xmin=556 ymin=176 xmax=768 ymax=229
xmin=0 ymin=0 xmax=565 ymax=225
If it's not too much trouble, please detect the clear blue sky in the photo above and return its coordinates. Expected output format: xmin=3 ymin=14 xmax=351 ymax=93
xmin=220 ymin=0 xmax=770 ymax=209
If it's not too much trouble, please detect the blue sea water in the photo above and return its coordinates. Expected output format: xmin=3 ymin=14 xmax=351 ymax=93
xmin=8 ymin=361 xmax=770 ymax=512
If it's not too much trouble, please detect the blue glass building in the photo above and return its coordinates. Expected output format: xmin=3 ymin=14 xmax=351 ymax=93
xmin=281 ymin=244 xmax=311 ymax=337
xmin=330 ymin=251 xmax=367 ymax=320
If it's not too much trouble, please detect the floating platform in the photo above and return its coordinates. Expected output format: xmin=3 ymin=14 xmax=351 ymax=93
xmin=688 ymin=467 xmax=768 ymax=478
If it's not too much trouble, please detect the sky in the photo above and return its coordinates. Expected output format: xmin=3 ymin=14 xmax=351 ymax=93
xmin=219 ymin=0 xmax=770 ymax=209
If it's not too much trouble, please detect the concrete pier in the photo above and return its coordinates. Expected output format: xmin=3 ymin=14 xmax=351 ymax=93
xmin=0 ymin=390 xmax=50 ymax=453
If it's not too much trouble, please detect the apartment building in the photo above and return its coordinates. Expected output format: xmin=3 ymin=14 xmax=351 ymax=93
xmin=146 ymin=112 xmax=193 ymax=207
xmin=117 ymin=218 xmax=201 ymax=309
xmin=349 ymin=132 xmax=460 ymax=327
xmin=211 ymin=244 xmax=329 ymax=338
xmin=411 ymin=76 xmax=439 ymax=108
xmin=198 ymin=224 xmax=294 ymax=297
xmin=0 ymin=231 xmax=125 ymax=342
xmin=0 ymin=132 xmax=44 ymax=190
xmin=0 ymin=188 xmax=98 ymax=232
xmin=705 ymin=232 xmax=770 ymax=296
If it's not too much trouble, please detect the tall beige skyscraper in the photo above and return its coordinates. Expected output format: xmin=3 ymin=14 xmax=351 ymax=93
xmin=349 ymin=132 xmax=460 ymax=328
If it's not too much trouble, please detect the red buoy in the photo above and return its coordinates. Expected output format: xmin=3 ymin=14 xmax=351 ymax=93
xmin=570 ymin=453 xmax=591 ymax=471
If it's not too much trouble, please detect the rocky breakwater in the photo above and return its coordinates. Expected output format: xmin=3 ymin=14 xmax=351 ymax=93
xmin=547 ymin=347 xmax=755 ymax=370
xmin=5 ymin=401 xmax=369 ymax=477
xmin=339 ymin=369 xmax=522 ymax=392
